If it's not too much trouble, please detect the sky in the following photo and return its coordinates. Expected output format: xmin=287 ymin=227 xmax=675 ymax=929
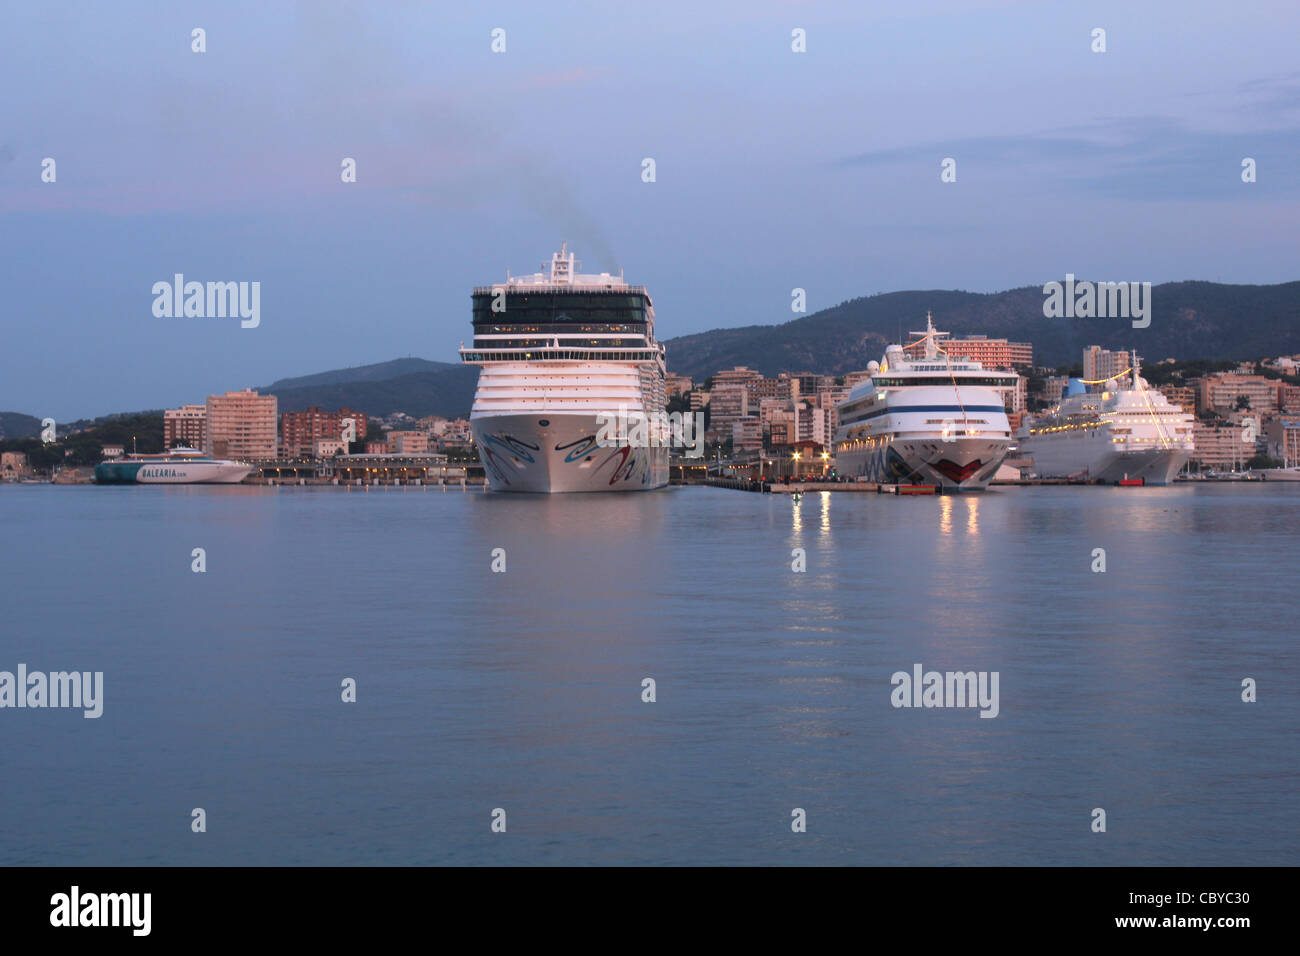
xmin=3 ymin=0 xmax=1298 ymax=419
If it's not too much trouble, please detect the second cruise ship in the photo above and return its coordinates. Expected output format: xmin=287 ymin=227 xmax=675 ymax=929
xmin=834 ymin=315 xmax=1015 ymax=490
xmin=459 ymin=245 xmax=669 ymax=493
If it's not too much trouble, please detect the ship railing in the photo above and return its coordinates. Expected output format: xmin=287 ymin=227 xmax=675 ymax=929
xmin=460 ymin=346 xmax=665 ymax=362
xmin=471 ymin=285 xmax=650 ymax=295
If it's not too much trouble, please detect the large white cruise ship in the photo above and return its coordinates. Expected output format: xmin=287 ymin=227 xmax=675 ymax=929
xmin=834 ymin=315 xmax=1015 ymax=490
xmin=1018 ymin=356 xmax=1194 ymax=484
xmin=459 ymin=245 xmax=669 ymax=493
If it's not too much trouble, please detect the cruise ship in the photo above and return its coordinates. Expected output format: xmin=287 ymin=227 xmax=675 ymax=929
xmin=1018 ymin=355 xmax=1193 ymax=484
xmin=459 ymin=245 xmax=669 ymax=492
xmin=94 ymin=447 xmax=252 ymax=484
xmin=834 ymin=315 xmax=1015 ymax=490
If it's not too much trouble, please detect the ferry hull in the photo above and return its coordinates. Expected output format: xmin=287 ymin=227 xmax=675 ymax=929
xmin=473 ymin=413 xmax=669 ymax=493
xmin=836 ymin=436 xmax=1010 ymax=491
xmin=94 ymin=461 xmax=253 ymax=484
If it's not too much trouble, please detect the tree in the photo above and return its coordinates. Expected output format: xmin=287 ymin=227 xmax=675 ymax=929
xmin=1235 ymin=395 xmax=1251 ymax=411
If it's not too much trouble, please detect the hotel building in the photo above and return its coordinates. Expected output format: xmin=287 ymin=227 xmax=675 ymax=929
xmin=907 ymin=334 xmax=1033 ymax=370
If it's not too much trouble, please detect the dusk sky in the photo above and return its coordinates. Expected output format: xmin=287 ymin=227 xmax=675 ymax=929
xmin=4 ymin=0 xmax=1297 ymax=419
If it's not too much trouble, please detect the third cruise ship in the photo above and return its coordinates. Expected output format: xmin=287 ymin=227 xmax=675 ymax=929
xmin=1018 ymin=354 xmax=1194 ymax=484
xmin=459 ymin=245 xmax=669 ymax=493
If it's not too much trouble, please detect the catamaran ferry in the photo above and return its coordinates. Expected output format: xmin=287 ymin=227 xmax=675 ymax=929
xmin=1018 ymin=355 xmax=1193 ymax=485
xmin=94 ymin=448 xmax=252 ymax=484
xmin=459 ymin=245 xmax=669 ymax=493
xmin=834 ymin=315 xmax=1015 ymax=490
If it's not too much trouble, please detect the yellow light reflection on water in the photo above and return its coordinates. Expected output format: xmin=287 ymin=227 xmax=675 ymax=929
xmin=939 ymin=494 xmax=953 ymax=535
xmin=965 ymin=495 xmax=980 ymax=535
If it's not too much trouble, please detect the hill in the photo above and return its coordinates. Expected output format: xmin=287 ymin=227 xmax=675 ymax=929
xmin=0 ymin=411 xmax=42 ymax=440
xmin=264 ymin=365 xmax=480 ymax=419
xmin=662 ymin=280 xmax=1300 ymax=379
xmin=260 ymin=358 xmax=460 ymax=393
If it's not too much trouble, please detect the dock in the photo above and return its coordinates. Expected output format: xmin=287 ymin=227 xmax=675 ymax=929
xmin=705 ymin=478 xmax=946 ymax=495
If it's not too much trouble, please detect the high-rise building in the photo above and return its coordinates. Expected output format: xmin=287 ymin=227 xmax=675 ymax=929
xmin=713 ymin=367 xmax=764 ymax=389
xmin=280 ymin=407 xmax=369 ymax=458
xmin=1082 ymin=346 xmax=1132 ymax=383
xmin=163 ymin=404 xmax=208 ymax=450
xmin=747 ymin=373 xmax=798 ymax=404
xmin=1265 ymin=419 xmax=1300 ymax=464
xmin=205 ymin=389 xmax=278 ymax=460
xmin=707 ymin=385 xmax=750 ymax=443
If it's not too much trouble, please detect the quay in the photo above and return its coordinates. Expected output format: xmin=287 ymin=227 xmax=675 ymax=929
xmin=704 ymin=477 xmax=943 ymax=494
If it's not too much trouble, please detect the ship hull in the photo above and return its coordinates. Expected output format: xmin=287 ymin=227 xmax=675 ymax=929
xmin=473 ymin=413 xmax=669 ymax=493
xmin=94 ymin=460 xmax=252 ymax=484
xmin=1021 ymin=434 xmax=1190 ymax=485
xmin=836 ymin=436 xmax=1010 ymax=491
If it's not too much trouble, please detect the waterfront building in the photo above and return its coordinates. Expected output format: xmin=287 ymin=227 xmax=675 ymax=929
xmin=280 ymin=407 xmax=368 ymax=458
xmin=1 ymin=451 xmax=30 ymax=480
xmin=386 ymin=430 xmax=429 ymax=454
xmin=1192 ymin=420 xmax=1259 ymax=469
xmin=205 ymin=389 xmax=277 ymax=460
xmin=708 ymin=385 xmax=750 ymax=443
xmin=1198 ymin=374 xmax=1279 ymax=415
xmin=312 ymin=438 xmax=348 ymax=458
xmin=1266 ymin=419 xmax=1300 ymax=464
xmin=163 ymin=403 xmax=208 ymax=450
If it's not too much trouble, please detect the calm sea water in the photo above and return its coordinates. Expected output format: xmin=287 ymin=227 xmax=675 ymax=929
xmin=1 ymin=483 xmax=1296 ymax=866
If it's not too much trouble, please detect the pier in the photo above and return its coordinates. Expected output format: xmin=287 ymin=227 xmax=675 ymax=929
xmin=704 ymin=477 xmax=944 ymax=494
